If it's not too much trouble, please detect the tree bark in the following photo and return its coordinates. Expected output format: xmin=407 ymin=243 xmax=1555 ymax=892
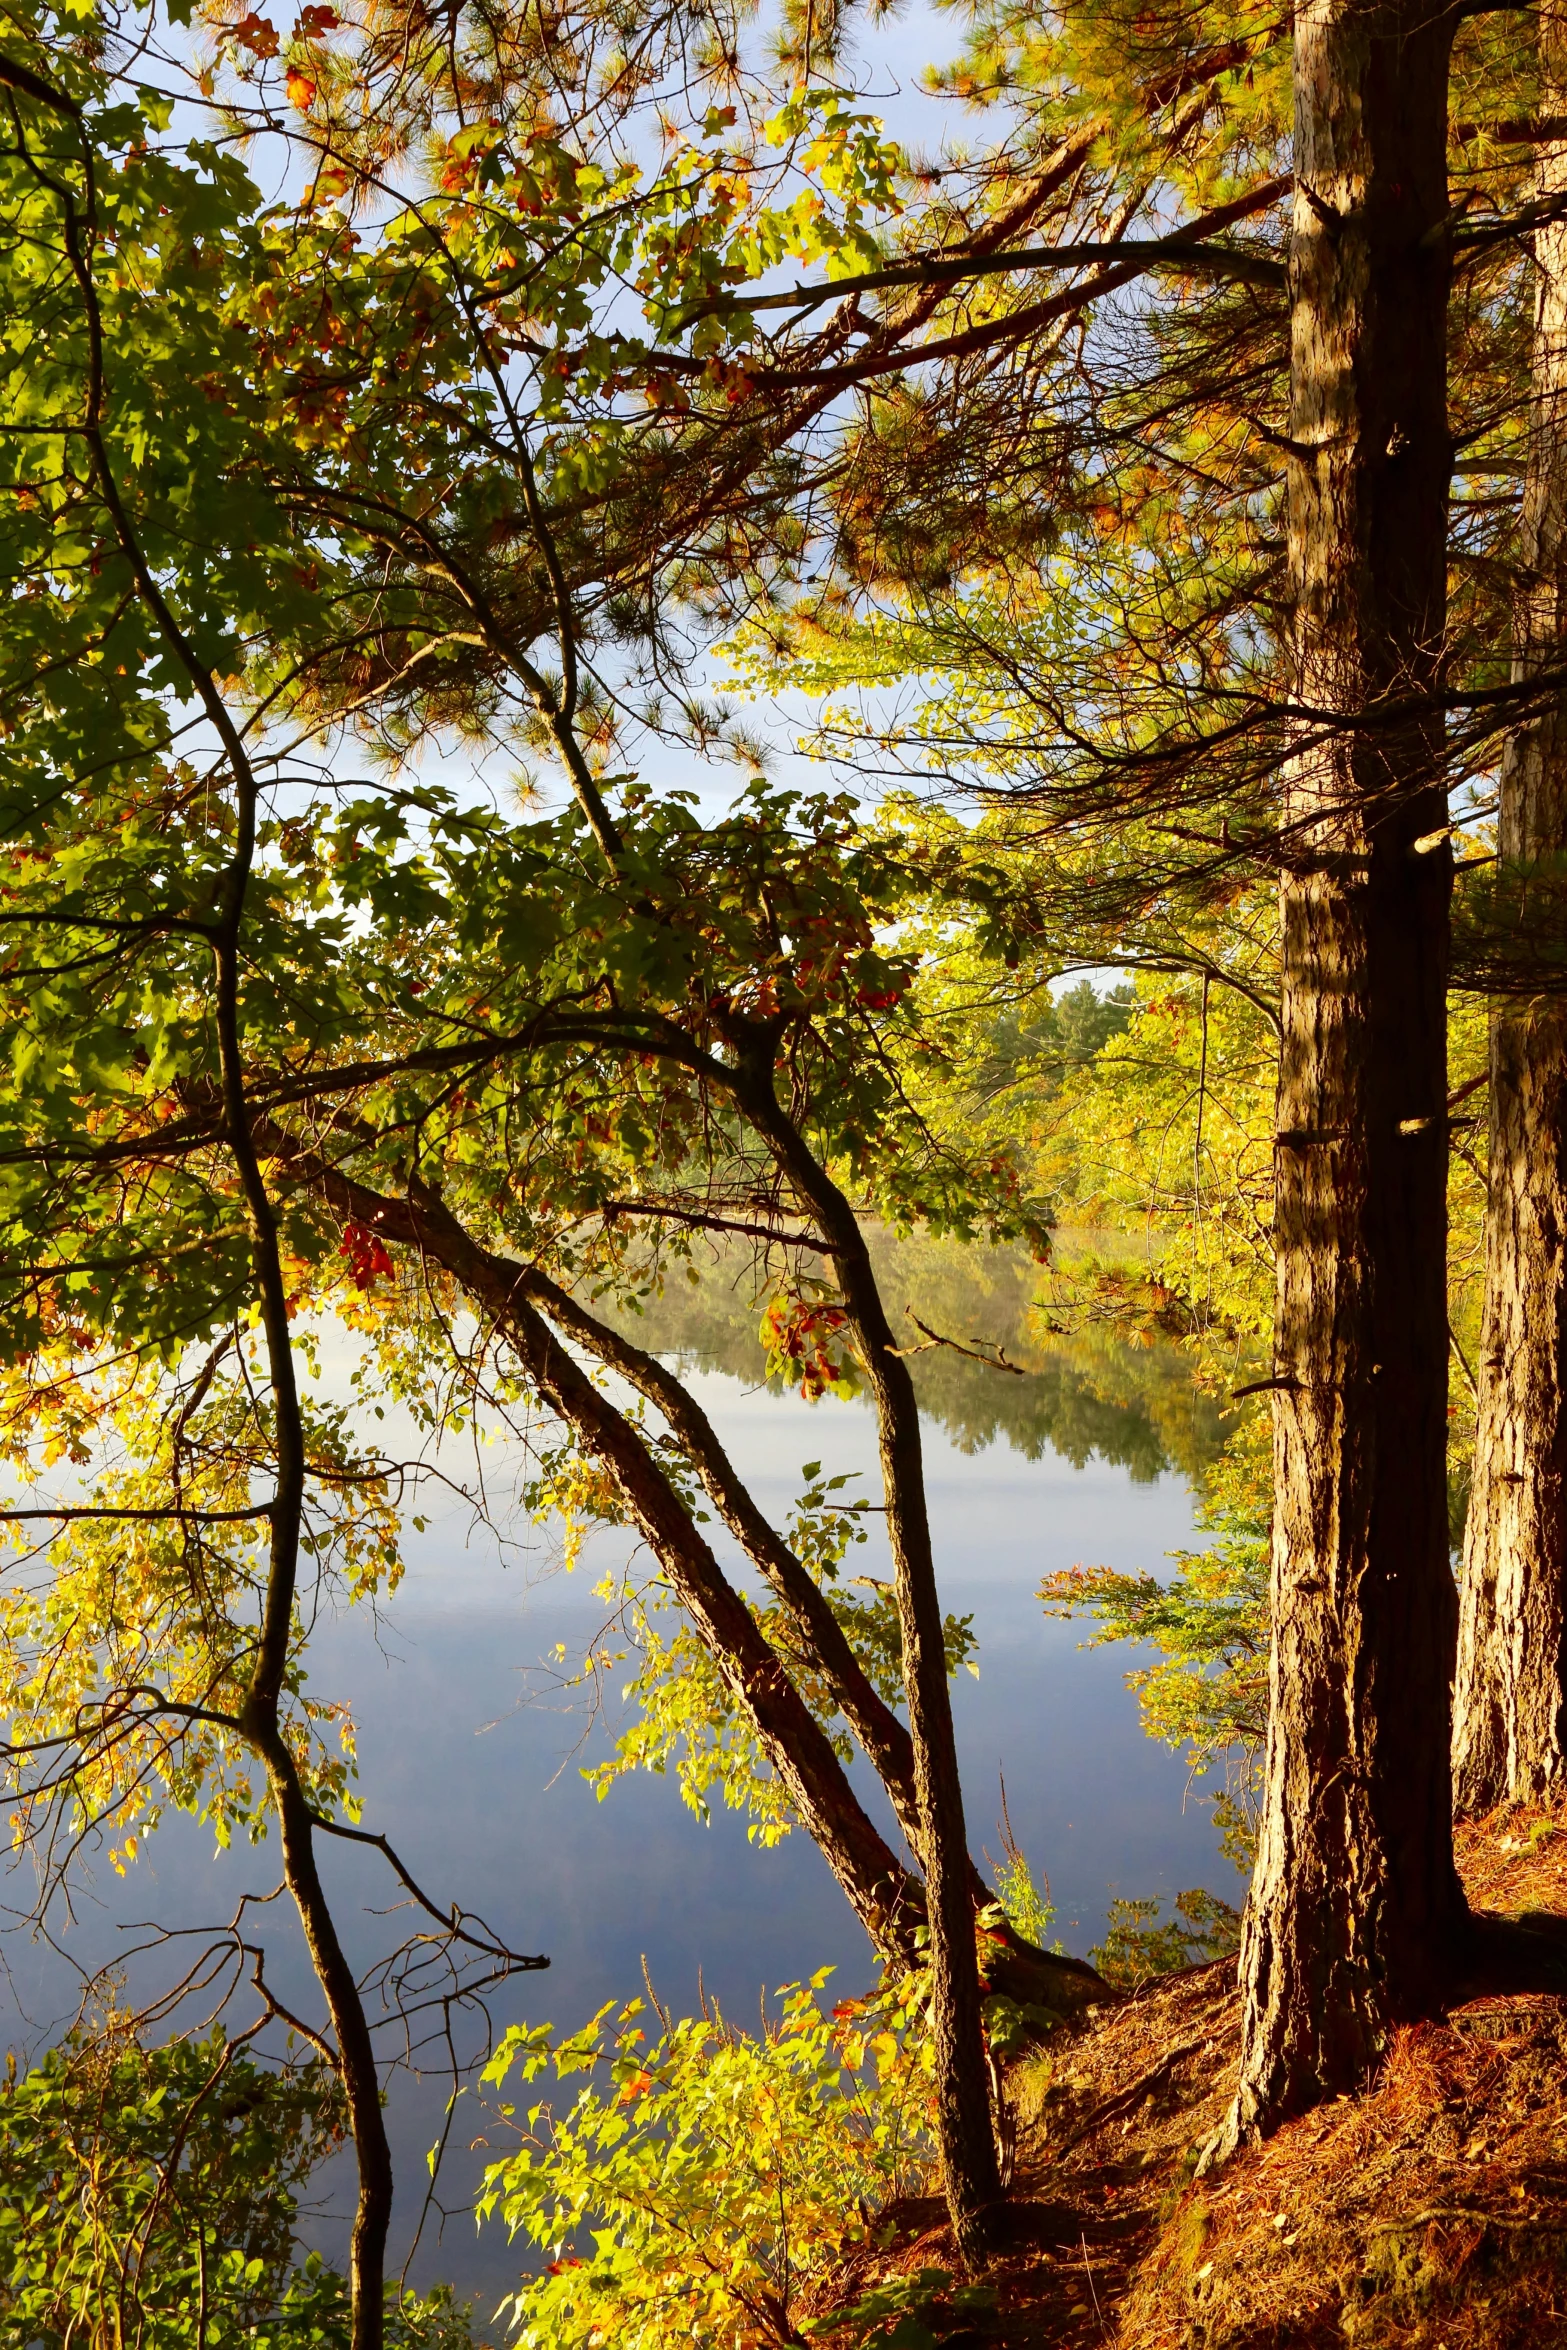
xmin=254 ymin=1731 xmax=395 ymax=2340
xmin=1226 ymin=0 xmax=1467 ymax=2145
xmin=498 ymin=1288 xmax=935 ymax=1946
xmin=523 ymin=1265 xmax=934 ymax=1853
xmin=526 ymin=1261 xmax=1103 ymax=2012
xmin=263 ymin=1107 xmax=1010 ymax=2254
xmin=253 ymin=1113 xmax=1106 ymax=2018
xmin=265 ymin=1139 xmax=932 ymax=1949
xmin=731 ymin=1053 xmax=1002 ymax=2267
xmin=1452 ymin=3 xmax=1567 ymax=1819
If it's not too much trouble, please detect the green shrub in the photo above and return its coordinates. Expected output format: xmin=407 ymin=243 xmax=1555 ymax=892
xmin=0 ymin=2020 xmax=476 ymax=2349
xmin=477 ymin=1971 xmax=936 ymax=2348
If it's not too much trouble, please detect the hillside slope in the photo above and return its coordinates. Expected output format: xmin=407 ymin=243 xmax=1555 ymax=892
xmin=808 ymin=1804 xmax=1567 ymax=2349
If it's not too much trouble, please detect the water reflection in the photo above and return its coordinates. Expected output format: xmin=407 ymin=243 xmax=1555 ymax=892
xmin=605 ymin=1227 xmax=1233 ymax=1482
xmin=0 ymin=1235 xmax=1240 ymax=2306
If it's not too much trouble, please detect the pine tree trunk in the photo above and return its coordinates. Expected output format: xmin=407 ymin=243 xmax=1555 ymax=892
xmin=1452 ymin=4 xmax=1567 ymax=1820
xmin=1227 ymin=0 xmax=1467 ymax=2143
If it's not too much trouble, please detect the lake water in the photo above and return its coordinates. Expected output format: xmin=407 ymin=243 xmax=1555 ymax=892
xmin=0 ymin=1246 xmax=1241 ymax=2307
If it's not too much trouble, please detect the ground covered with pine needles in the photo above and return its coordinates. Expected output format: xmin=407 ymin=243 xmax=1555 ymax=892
xmin=807 ymin=1804 xmax=1567 ymax=2349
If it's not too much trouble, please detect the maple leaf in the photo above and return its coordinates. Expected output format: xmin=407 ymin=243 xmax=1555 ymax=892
xmin=232 ymin=10 xmax=281 ymax=55
xmin=285 ymin=66 xmax=317 ymax=109
xmin=294 ymin=3 xmax=339 ymax=30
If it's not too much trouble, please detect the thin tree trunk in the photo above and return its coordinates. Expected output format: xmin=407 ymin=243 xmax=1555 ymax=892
xmin=254 ymin=1118 xmax=1106 ymax=2018
xmin=272 ymin=1102 xmax=1005 ymax=2252
xmin=525 ymin=1265 xmax=1103 ymax=2007
xmin=253 ymin=1733 xmax=396 ymax=2333
xmin=1452 ymin=3 xmax=1567 ymax=1819
xmin=733 ymin=1059 xmax=1002 ymax=2267
xmin=494 ymin=1284 xmax=933 ymax=1953
xmin=524 ymin=1264 xmax=934 ymax=1851
xmin=269 ymin=1142 xmax=928 ymax=1948
xmin=1225 ymin=0 xmax=1466 ymax=2146
xmin=37 ymin=82 xmax=401 ymax=2333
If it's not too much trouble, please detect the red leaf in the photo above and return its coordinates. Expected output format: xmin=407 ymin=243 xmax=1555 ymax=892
xmin=341 ymin=1220 xmax=395 ymax=1290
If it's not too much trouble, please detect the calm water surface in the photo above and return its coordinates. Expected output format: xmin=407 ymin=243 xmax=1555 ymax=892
xmin=1 ymin=1277 xmax=1240 ymax=2306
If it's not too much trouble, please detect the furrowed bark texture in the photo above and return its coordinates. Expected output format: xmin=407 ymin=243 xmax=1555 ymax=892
xmin=1452 ymin=4 xmax=1567 ymax=1818
xmin=1232 ymin=0 xmax=1465 ymax=2140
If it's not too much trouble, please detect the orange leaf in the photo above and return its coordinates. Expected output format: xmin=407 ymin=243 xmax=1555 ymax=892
xmin=232 ymin=10 xmax=281 ymax=55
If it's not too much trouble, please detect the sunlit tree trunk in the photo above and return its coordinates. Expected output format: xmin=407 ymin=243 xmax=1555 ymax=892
xmin=1225 ymin=0 xmax=1467 ymax=2145
xmin=715 ymin=1053 xmax=1003 ymax=2265
xmin=1452 ymin=3 xmax=1567 ymax=1819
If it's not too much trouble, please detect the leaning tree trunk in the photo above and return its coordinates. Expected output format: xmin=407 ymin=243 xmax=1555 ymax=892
xmin=734 ymin=1058 xmax=1002 ymax=2268
xmin=1226 ymin=0 xmax=1467 ymax=2146
xmin=1451 ymin=4 xmax=1567 ymax=1819
xmin=255 ymin=1116 xmax=1110 ymax=2031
